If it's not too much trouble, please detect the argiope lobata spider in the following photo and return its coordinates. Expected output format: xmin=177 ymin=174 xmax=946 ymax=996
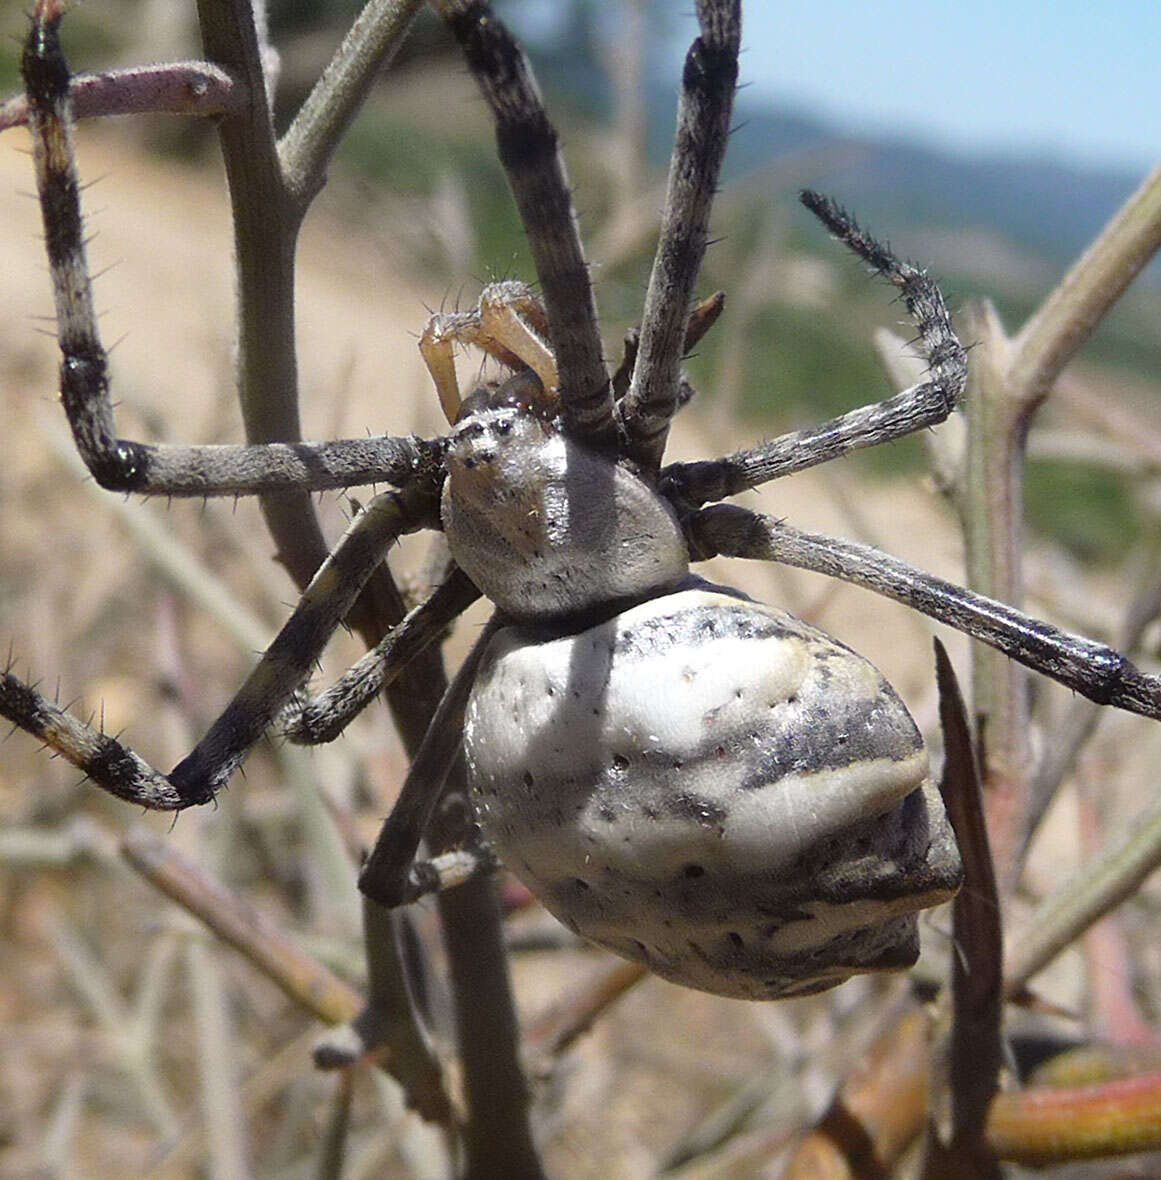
xmin=3 ymin=0 xmax=1160 ymax=1001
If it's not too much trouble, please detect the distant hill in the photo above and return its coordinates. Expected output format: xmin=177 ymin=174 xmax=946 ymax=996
xmin=722 ymin=96 xmax=1151 ymax=279
xmin=519 ymin=16 xmax=1152 ymax=287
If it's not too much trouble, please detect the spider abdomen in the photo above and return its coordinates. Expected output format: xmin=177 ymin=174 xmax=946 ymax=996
xmin=463 ymin=584 xmax=962 ymax=1000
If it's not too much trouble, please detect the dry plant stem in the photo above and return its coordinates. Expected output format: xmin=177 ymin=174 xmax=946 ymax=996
xmin=960 ymin=298 xmax=1030 ymax=878
xmin=1015 ymin=542 xmax=1161 ymax=871
xmin=963 ymin=164 xmax=1161 ymax=879
xmin=524 ymin=958 xmax=648 ymax=1069
xmin=40 ymin=1075 xmax=85 ymax=1176
xmin=986 ymin=1072 xmax=1161 ymax=1167
xmin=317 ymin=1070 xmax=356 ymax=1180
xmin=1003 ymin=780 xmax=1161 ymax=995
xmin=194 ymin=0 xmax=443 ymax=740
xmin=122 ymin=826 xmax=457 ymax=1124
xmin=0 ymin=61 xmax=242 ymax=130
xmin=1077 ymin=793 xmax=1157 ymax=1048
xmin=186 ymin=938 xmax=250 ymax=1178
xmin=46 ymin=912 xmax=183 ymax=1139
xmin=781 ymin=1005 xmax=932 ymax=1179
xmin=660 ymin=1074 xmax=785 ymax=1177
xmin=144 ymin=1026 xmax=324 ymax=1178
xmin=314 ymin=900 xmax=453 ymax=1126
xmin=280 ymin=0 xmax=424 ymax=204
xmin=193 ymin=0 xmax=534 ymax=1162
xmin=428 ymin=766 xmax=547 ymax=1180
xmin=922 ymin=642 xmax=1002 ymax=1179
xmin=122 ymin=826 xmax=361 ymax=1023
xmin=1009 ymin=163 xmax=1161 ymax=401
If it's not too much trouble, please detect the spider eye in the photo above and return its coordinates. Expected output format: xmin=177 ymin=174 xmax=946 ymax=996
xmin=496 ymin=419 xmax=512 ymax=436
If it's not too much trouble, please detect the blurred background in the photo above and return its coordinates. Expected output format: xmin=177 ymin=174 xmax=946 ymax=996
xmin=2 ymin=2 xmax=1161 ymax=1176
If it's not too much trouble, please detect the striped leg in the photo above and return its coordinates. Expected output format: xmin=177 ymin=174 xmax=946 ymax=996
xmin=21 ymin=2 xmax=438 ymax=497
xmin=686 ymin=504 xmax=1161 ymax=721
xmin=169 ymin=488 xmax=439 ymax=800
xmin=617 ymin=0 xmax=741 ymax=471
xmin=661 ymin=191 xmax=968 ymax=508
xmin=283 ymin=565 xmax=481 ymax=745
xmin=359 ymin=616 xmax=502 ymax=907
xmin=437 ymin=0 xmax=614 ymax=446
xmin=0 ymin=667 xmax=202 ymax=809
xmin=0 ymin=487 xmax=440 ymax=808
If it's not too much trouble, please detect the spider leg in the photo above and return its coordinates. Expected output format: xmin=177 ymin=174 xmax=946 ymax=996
xmin=283 ymin=565 xmax=481 ymax=745
xmin=617 ymin=0 xmax=741 ymax=471
xmin=437 ymin=1 xmax=613 ymax=445
xmin=612 ymin=291 xmax=725 ymax=403
xmin=395 ymin=842 xmax=500 ymax=906
xmin=22 ymin=8 xmax=440 ymax=497
xmin=168 ymin=487 xmax=440 ymax=800
xmin=0 ymin=668 xmax=196 ymax=809
xmin=687 ymin=503 xmax=1161 ymax=721
xmin=1 ymin=485 xmax=439 ymax=806
xmin=662 ymin=378 xmax=958 ymax=507
xmin=662 ymin=195 xmax=967 ymax=508
xmin=359 ymin=615 xmax=503 ymax=908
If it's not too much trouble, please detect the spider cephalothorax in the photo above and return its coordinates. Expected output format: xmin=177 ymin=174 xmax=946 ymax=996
xmin=442 ymin=384 xmax=689 ymax=623
xmin=5 ymin=0 xmax=1161 ymax=1002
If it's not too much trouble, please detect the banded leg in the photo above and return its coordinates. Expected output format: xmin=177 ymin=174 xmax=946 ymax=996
xmin=169 ymin=487 xmax=440 ymax=800
xmin=22 ymin=5 xmax=439 ymax=497
xmin=2 ymin=486 xmax=439 ymax=807
xmin=687 ymin=503 xmax=1161 ymax=721
xmin=283 ymin=565 xmax=481 ymax=745
xmin=617 ymin=0 xmax=741 ymax=470
xmin=662 ymin=192 xmax=968 ymax=508
xmin=0 ymin=667 xmax=200 ymax=809
xmin=359 ymin=616 xmax=502 ymax=908
xmin=437 ymin=0 xmax=613 ymax=444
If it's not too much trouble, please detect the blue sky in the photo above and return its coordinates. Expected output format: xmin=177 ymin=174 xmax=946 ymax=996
xmin=513 ymin=2 xmax=1161 ymax=176
xmin=737 ymin=2 xmax=1161 ymax=174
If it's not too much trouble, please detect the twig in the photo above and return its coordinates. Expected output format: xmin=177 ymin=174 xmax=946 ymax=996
xmin=280 ymin=0 xmax=424 ymax=206
xmin=313 ymin=898 xmax=453 ymax=1127
xmin=922 ymin=641 xmax=1002 ymax=1179
xmin=986 ymin=1072 xmax=1161 ymax=1166
xmin=0 ymin=61 xmax=242 ymax=131
xmin=1009 ymin=163 xmax=1161 ymax=403
xmin=315 ymin=1069 xmax=355 ymax=1180
xmin=781 ymin=1005 xmax=932 ymax=1179
xmin=524 ymin=957 xmax=647 ymax=1071
xmin=1004 ymin=780 xmax=1161 ymax=994
xmin=1014 ymin=539 xmax=1161 ymax=871
xmin=186 ymin=937 xmax=251 ymax=1178
xmin=122 ymin=825 xmax=364 ymax=1024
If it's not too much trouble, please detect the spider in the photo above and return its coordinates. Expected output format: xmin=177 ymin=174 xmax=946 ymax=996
xmin=4 ymin=0 xmax=1161 ymax=1000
